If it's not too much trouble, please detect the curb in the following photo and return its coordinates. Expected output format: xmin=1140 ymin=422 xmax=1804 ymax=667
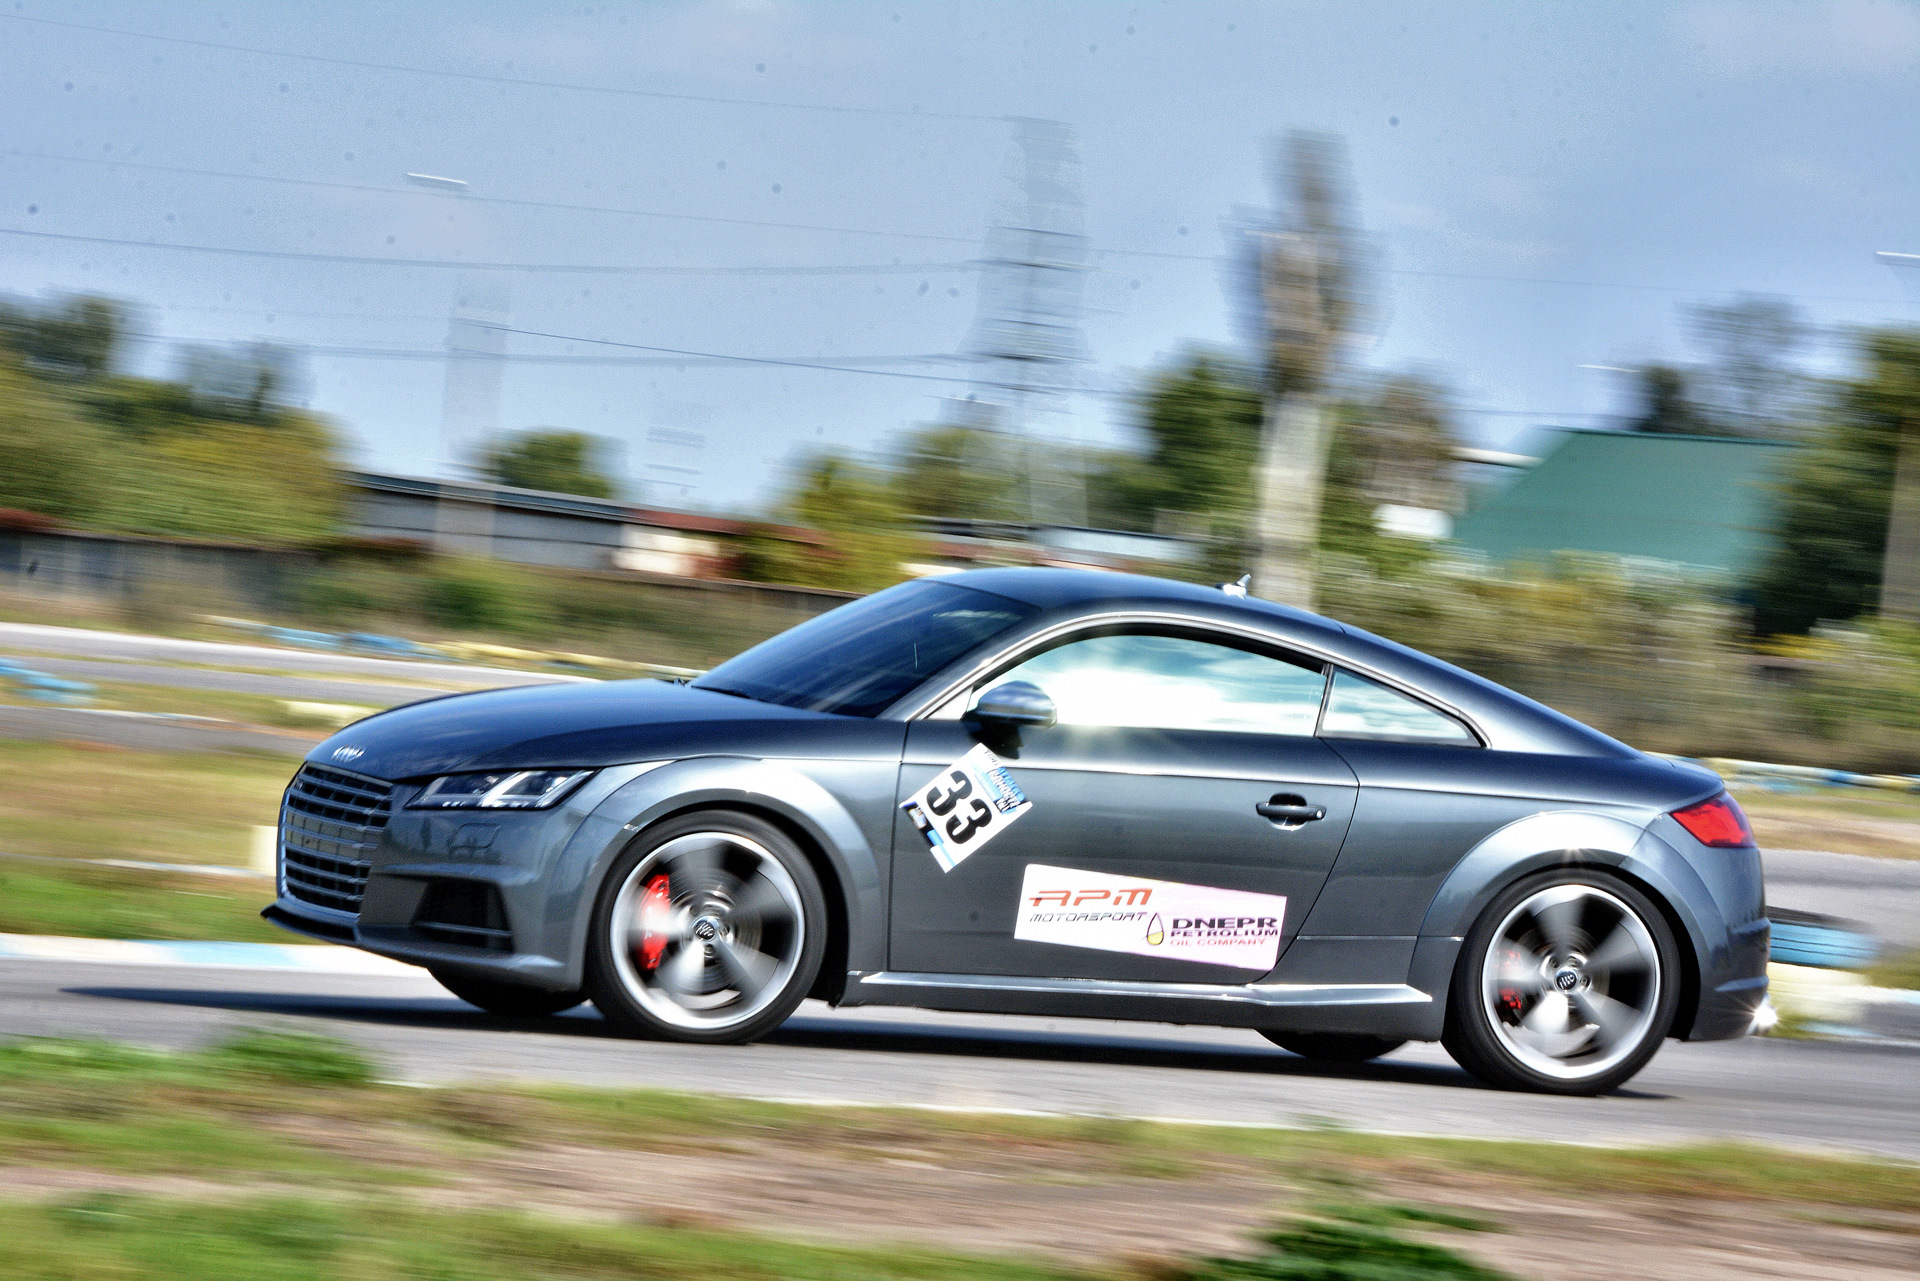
xmin=0 ymin=932 xmax=417 ymax=975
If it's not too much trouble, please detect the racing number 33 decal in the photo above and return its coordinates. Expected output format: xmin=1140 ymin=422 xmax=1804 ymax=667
xmin=901 ymin=743 xmax=1032 ymax=872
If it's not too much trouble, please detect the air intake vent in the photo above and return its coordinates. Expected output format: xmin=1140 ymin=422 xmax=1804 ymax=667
xmin=280 ymin=764 xmax=392 ymax=917
xmin=413 ymin=879 xmax=514 ymax=952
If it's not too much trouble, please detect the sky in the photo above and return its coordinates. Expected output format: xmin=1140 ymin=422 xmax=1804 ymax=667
xmin=3 ymin=0 xmax=1917 ymax=512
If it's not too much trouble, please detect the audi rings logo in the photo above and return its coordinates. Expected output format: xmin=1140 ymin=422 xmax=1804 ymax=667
xmin=331 ymin=745 xmax=365 ymax=763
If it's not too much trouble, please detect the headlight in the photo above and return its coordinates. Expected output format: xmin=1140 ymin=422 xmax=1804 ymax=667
xmin=408 ymin=769 xmax=595 ymax=810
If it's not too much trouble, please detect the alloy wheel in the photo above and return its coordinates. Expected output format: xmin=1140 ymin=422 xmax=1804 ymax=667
xmin=607 ymin=831 xmax=808 ymax=1033
xmin=1478 ymin=882 xmax=1662 ymax=1083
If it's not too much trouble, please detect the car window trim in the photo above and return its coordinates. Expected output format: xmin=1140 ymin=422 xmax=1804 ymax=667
xmin=890 ymin=609 xmax=1487 ymax=747
xmin=937 ymin=620 xmax=1331 ymax=736
xmin=1315 ymin=665 xmax=1480 ymax=747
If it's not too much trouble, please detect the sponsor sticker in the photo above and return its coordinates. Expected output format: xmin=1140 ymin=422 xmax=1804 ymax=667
xmin=901 ymin=743 xmax=1032 ymax=872
xmin=1014 ymin=863 xmax=1285 ymax=970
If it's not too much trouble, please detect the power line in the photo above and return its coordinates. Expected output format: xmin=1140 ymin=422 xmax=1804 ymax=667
xmin=5 ymin=149 xmax=982 ymax=249
xmin=10 ymin=150 xmax=1901 ymax=305
xmin=0 ymin=226 xmax=973 ymax=276
xmin=482 ymin=325 xmax=980 ymax=385
xmin=2 ymin=12 xmax=999 ymax=123
xmin=137 ymin=335 xmax=963 ymax=369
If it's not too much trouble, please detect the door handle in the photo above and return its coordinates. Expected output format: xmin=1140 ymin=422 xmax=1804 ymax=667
xmin=1256 ymin=795 xmax=1326 ymax=825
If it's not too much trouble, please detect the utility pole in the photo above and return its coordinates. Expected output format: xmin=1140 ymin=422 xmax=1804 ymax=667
xmin=1874 ymin=252 xmax=1920 ymax=624
xmin=960 ymin=118 xmax=1090 ymax=530
xmin=1237 ymin=133 xmax=1371 ymax=610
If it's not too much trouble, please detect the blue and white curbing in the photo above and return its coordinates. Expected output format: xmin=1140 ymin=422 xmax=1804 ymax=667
xmin=0 ymin=932 xmax=416 ymax=975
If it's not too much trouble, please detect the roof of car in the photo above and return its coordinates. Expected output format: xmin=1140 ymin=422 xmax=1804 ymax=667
xmin=937 ymin=566 xmax=1633 ymax=758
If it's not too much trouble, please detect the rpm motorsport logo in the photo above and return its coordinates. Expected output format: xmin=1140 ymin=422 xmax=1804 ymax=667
xmin=1014 ymin=864 xmax=1285 ymax=970
xmin=330 ymin=745 xmax=365 ymax=763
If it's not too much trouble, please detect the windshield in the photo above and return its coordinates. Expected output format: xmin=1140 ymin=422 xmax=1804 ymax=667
xmin=693 ymin=580 xmax=1037 ymax=717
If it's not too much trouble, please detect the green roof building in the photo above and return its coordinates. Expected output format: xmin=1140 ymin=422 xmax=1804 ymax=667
xmin=1450 ymin=428 xmax=1797 ymax=580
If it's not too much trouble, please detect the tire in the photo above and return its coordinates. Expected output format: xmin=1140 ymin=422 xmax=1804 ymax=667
xmin=1259 ymin=1031 xmax=1406 ymax=1062
xmin=585 ymin=811 xmax=828 ymax=1045
xmin=1442 ymin=869 xmax=1681 ymax=1095
xmin=433 ymin=971 xmax=586 ymax=1019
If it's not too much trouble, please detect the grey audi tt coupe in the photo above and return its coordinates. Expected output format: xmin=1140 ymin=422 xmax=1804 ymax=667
xmin=265 ymin=568 xmax=1769 ymax=1094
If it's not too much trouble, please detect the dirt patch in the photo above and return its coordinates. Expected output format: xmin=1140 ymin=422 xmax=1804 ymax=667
xmin=10 ymin=1121 xmax=1919 ymax=1279
xmin=1407 ymin=1179 xmax=1920 ymax=1281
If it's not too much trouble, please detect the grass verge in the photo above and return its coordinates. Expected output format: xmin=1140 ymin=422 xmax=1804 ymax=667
xmin=0 ymin=740 xmax=291 ymax=868
xmin=1867 ymin=946 xmax=1920 ymax=990
xmin=0 ymin=859 xmax=283 ymax=942
xmin=2 ymin=1035 xmax=1916 ymax=1215
xmin=1736 ymin=786 xmax=1920 ymax=860
xmin=1 ymin=1196 xmax=1090 ymax=1281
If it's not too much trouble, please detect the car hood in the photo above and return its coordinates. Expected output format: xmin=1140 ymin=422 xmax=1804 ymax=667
xmin=307 ymin=678 xmax=888 ymax=780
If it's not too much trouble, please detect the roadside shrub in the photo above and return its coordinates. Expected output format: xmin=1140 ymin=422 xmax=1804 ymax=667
xmin=422 ymin=559 xmax=544 ymax=632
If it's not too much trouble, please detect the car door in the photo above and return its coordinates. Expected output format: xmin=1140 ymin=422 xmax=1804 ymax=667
xmin=889 ymin=627 xmax=1359 ymax=983
xmin=1295 ymin=668 xmax=1541 ymax=944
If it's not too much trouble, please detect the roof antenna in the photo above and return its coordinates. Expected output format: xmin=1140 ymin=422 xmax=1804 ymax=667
xmin=1218 ymin=573 xmax=1251 ymax=598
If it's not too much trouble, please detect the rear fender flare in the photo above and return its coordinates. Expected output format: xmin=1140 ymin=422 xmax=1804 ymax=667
xmin=1416 ymin=809 xmax=1714 ymax=988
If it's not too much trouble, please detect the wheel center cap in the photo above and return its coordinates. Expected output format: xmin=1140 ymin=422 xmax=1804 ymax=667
xmin=692 ymin=916 xmax=721 ymax=942
xmin=1553 ymin=967 xmax=1581 ymax=992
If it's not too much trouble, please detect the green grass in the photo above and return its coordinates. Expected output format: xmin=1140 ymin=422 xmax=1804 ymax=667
xmin=0 ymin=676 xmax=365 ymax=732
xmin=1734 ymin=785 xmax=1920 ymax=859
xmin=0 ymin=740 xmax=293 ymax=867
xmin=5 ymin=1036 xmax=1916 ymax=1215
xmin=0 ymin=1196 xmax=1092 ymax=1281
xmin=0 ymin=859 xmax=285 ymax=942
xmin=1867 ymin=946 xmax=1920 ymax=990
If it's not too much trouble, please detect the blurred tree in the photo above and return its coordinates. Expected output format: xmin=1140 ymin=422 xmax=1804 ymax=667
xmin=97 ymin=413 xmax=346 ymax=547
xmin=1336 ymin=373 xmax=1459 ymax=512
xmin=177 ymin=341 xmax=307 ymax=423
xmin=0 ymin=293 xmax=125 ymax=378
xmin=486 ymin=429 xmax=617 ymax=498
xmin=1232 ymin=131 xmax=1377 ymax=609
xmin=1684 ymin=294 xmax=1813 ymax=437
xmin=0 ymin=357 xmax=113 ymax=520
xmin=891 ymin=424 xmax=1021 ymax=521
xmin=1754 ymin=328 xmax=1920 ymax=632
xmin=740 ymin=454 xmax=924 ymax=593
xmin=1317 ymin=373 xmax=1459 ymax=575
xmin=1093 ymin=352 xmax=1263 ymax=578
xmin=1629 ymin=365 xmax=1708 ymax=435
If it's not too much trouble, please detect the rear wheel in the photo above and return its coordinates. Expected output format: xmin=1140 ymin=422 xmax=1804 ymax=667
xmin=1443 ymin=870 xmax=1680 ymax=1095
xmin=432 ymin=971 xmax=585 ymax=1019
xmin=1260 ymin=1031 xmax=1406 ymax=1062
xmin=585 ymin=811 xmax=827 ymax=1045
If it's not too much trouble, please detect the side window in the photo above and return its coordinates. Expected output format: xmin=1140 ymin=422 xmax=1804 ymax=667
xmin=1319 ymin=669 xmax=1478 ymax=745
xmin=972 ymin=632 xmax=1327 ymax=736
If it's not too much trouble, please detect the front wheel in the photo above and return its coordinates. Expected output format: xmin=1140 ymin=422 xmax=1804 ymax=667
xmin=585 ymin=811 xmax=827 ymax=1045
xmin=1443 ymin=871 xmax=1680 ymax=1095
xmin=1259 ymin=1031 xmax=1406 ymax=1062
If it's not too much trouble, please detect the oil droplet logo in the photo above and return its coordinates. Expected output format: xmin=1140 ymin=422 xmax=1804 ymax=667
xmin=1145 ymin=913 xmax=1164 ymax=946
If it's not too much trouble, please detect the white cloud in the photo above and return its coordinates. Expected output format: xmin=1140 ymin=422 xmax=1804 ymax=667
xmin=1675 ymin=0 xmax=1920 ymax=76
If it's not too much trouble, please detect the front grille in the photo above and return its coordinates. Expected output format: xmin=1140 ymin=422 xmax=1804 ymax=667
xmin=281 ymin=763 xmax=392 ymax=917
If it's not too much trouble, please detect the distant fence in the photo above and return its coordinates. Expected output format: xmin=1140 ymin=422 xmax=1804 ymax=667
xmin=0 ymin=528 xmax=315 ymax=617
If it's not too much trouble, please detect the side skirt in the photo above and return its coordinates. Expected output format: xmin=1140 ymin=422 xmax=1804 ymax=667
xmin=840 ymin=970 xmax=1444 ymax=1038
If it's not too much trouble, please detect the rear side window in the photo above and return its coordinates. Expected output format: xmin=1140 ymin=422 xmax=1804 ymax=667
xmin=1320 ymin=669 xmax=1478 ymax=745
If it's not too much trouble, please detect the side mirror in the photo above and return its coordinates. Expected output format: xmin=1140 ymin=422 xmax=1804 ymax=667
xmin=971 ymin=680 xmax=1057 ymax=729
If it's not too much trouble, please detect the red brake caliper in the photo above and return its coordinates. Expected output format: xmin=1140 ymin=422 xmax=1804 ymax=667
xmin=638 ymin=875 xmax=672 ymax=971
xmin=1497 ymin=946 xmax=1526 ymax=1017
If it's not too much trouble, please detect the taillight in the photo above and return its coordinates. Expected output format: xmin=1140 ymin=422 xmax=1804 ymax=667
xmin=1671 ymin=792 xmax=1755 ymax=848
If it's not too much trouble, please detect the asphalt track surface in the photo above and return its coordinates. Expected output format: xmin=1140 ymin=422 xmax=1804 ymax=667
xmin=4 ymin=957 xmax=1917 ymax=1161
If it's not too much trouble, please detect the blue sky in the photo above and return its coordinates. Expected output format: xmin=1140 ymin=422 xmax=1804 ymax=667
xmin=3 ymin=0 xmax=1916 ymax=510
